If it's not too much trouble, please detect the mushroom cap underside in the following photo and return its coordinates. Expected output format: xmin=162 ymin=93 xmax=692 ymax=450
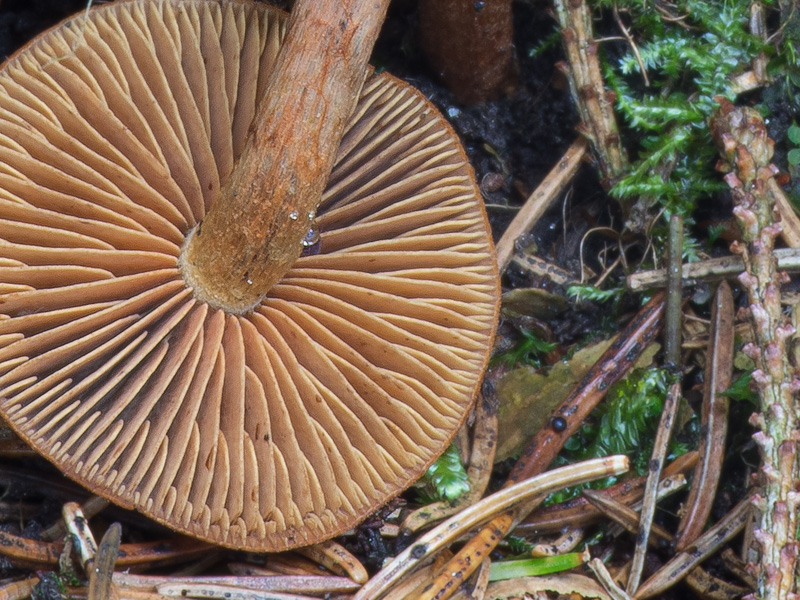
xmin=0 ymin=0 xmax=499 ymax=551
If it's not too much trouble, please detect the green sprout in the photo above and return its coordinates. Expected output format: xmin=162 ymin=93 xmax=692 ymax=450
xmin=491 ymin=329 xmax=556 ymax=369
xmin=489 ymin=551 xmax=589 ymax=581
xmin=416 ymin=444 xmax=470 ymax=503
xmin=721 ymin=371 xmax=757 ymax=407
xmin=566 ymin=284 xmax=624 ymax=305
xmin=787 ymin=124 xmax=800 ymax=167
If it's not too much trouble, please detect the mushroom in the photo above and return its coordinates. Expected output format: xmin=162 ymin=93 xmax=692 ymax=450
xmin=419 ymin=0 xmax=517 ymax=105
xmin=0 ymin=0 xmax=500 ymax=551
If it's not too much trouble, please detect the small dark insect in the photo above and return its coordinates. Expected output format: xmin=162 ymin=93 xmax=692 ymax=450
xmin=550 ymin=417 xmax=568 ymax=432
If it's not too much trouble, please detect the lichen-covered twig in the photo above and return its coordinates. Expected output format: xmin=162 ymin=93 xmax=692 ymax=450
xmin=664 ymin=215 xmax=684 ymax=367
xmin=710 ymin=98 xmax=800 ymax=600
xmin=627 ymin=248 xmax=800 ymax=291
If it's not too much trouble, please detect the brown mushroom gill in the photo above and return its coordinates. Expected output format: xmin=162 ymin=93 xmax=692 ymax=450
xmin=0 ymin=0 xmax=500 ymax=551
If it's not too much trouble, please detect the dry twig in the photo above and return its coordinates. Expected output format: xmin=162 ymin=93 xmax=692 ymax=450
xmin=589 ymin=558 xmax=631 ymax=600
xmin=552 ymin=0 xmax=627 ymax=189
xmin=674 ymin=282 xmax=733 ymax=550
xmin=626 ymin=382 xmax=682 ymax=594
xmin=0 ymin=577 xmax=39 ymax=600
xmin=88 ymin=523 xmax=122 ymax=600
xmin=664 ymin=215 xmax=683 ymax=366
xmin=529 ymin=527 xmax=584 ymax=557
xmin=495 ymin=138 xmax=588 ymax=271
xmin=634 ymin=494 xmax=752 ymax=599
xmin=296 ymin=540 xmax=368 ymax=584
xmin=114 ymin=573 xmax=359 ymax=596
xmin=510 ymin=254 xmax=578 ymax=287
xmin=627 ymin=247 xmax=800 ymax=291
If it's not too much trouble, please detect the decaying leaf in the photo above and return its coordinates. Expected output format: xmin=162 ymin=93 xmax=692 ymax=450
xmin=501 ymin=288 xmax=569 ymax=320
xmin=485 ymin=573 xmax=612 ymax=599
xmin=496 ymin=338 xmax=659 ymax=461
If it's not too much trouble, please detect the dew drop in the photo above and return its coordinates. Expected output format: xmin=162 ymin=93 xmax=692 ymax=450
xmin=301 ymin=217 xmax=321 ymax=256
xmin=302 ymin=223 xmax=320 ymax=247
xmin=289 ymin=210 xmax=298 ymax=220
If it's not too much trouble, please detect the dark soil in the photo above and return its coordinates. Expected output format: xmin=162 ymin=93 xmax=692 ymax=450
xmin=0 ymin=0 xmax=88 ymax=58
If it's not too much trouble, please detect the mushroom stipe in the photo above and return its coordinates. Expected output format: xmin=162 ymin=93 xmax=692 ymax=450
xmin=0 ymin=0 xmax=499 ymax=551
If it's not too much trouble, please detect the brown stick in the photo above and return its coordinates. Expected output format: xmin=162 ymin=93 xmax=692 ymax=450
xmin=664 ymin=215 xmax=683 ymax=366
xmin=509 ymin=292 xmax=664 ymax=484
xmin=0 ymin=530 xmax=210 ymax=569
xmin=0 ymin=577 xmax=39 ymax=600
xmin=88 ymin=523 xmax=122 ymax=600
xmin=180 ymin=0 xmax=390 ymax=313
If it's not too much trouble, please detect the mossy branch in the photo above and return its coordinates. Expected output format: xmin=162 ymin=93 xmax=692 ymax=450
xmin=710 ymin=98 xmax=800 ymax=600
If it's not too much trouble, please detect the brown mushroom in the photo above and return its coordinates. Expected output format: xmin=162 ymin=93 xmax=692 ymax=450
xmin=0 ymin=0 xmax=499 ymax=551
xmin=419 ymin=0 xmax=517 ymax=105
